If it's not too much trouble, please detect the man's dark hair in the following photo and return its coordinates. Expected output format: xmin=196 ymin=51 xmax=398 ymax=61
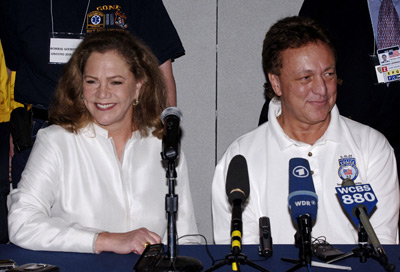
xmin=262 ymin=16 xmax=336 ymax=99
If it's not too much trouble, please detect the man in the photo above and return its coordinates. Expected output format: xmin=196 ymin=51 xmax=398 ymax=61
xmin=212 ymin=16 xmax=399 ymax=245
xmin=297 ymin=0 xmax=400 ymax=234
xmin=259 ymin=1 xmax=400 ymax=188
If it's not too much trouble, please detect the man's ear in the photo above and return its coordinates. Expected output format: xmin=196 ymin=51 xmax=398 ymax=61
xmin=268 ymin=73 xmax=282 ymax=97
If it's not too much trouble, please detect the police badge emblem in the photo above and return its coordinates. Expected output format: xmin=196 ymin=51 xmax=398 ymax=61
xmin=338 ymin=156 xmax=359 ymax=181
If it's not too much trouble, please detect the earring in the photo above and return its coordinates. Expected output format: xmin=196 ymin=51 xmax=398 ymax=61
xmin=80 ymin=94 xmax=84 ymax=101
xmin=132 ymin=98 xmax=139 ymax=106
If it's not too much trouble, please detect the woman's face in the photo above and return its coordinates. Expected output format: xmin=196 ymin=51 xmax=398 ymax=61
xmin=82 ymin=50 xmax=142 ymax=132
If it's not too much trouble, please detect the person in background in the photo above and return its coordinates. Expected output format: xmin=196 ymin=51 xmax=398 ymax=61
xmin=212 ymin=16 xmax=399 ymax=245
xmin=0 ymin=40 xmax=24 ymax=244
xmin=259 ymin=0 xmax=400 ymax=186
xmin=8 ymin=31 xmax=198 ymax=254
xmin=0 ymin=0 xmax=184 ymax=190
xmin=297 ymin=0 xmax=400 ymax=237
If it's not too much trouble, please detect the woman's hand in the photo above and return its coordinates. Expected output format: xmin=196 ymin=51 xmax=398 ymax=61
xmin=95 ymin=228 xmax=162 ymax=255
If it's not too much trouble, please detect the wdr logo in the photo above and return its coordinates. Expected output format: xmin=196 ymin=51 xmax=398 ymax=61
xmin=294 ymin=200 xmax=317 ymax=207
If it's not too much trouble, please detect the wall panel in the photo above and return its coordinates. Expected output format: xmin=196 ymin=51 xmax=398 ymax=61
xmin=164 ymin=0 xmax=303 ymax=243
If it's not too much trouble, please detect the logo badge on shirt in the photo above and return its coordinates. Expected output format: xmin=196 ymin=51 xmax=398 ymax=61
xmin=115 ymin=11 xmax=128 ymax=29
xmin=86 ymin=7 xmax=128 ymax=33
xmin=87 ymin=11 xmax=105 ymax=32
xmin=338 ymin=156 xmax=359 ymax=181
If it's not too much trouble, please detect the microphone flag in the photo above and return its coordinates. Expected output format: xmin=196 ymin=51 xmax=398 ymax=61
xmin=336 ymin=181 xmax=378 ymax=226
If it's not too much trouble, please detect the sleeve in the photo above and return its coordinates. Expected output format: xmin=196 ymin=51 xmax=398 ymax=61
xmin=212 ymin=142 xmax=261 ymax=245
xmin=211 ymin=153 xmax=232 ymax=244
xmin=174 ymin=151 xmax=201 ymax=244
xmin=8 ymin=129 xmax=101 ymax=253
xmin=212 ymin=143 xmax=241 ymax=244
xmin=366 ymin=130 xmax=400 ymax=244
xmin=0 ymin=0 xmax=20 ymax=70
xmin=133 ymin=0 xmax=185 ymax=64
xmin=298 ymin=0 xmax=327 ymax=19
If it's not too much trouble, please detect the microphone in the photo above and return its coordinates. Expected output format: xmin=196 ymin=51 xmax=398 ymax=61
xmin=161 ymin=107 xmax=182 ymax=161
xmin=335 ymin=179 xmax=394 ymax=270
xmin=258 ymin=216 xmax=273 ymax=258
xmin=225 ymin=154 xmax=250 ymax=256
xmin=287 ymin=158 xmax=318 ymax=266
xmin=288 ymin=158 xmax=318 ymax=221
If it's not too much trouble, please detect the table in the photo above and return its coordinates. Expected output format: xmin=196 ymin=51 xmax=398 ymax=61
xmin=1 ymin=243 xmax=399 ymax=271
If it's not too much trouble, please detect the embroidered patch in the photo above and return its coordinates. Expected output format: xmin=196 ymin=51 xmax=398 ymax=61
xmin=115 ymin=11 xmax=128 ymax=29
xmin=338 ymin=156 xmax=359 ymax=181
xmin=87 ymin=11 xmax=105 ymax=32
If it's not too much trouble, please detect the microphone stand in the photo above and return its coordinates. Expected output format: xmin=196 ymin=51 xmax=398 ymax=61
xmin=281 ymin=214 xmax=313 ymax=272
xmin=326 ymin=214 xmax=395 ymax=272
xmin=204 ymin=252 xmax=270 ymax=272
xmin=205 ymin=200 xmax=270 ymax=272
xmin=152 ymin=157 xmax=203 ymax=272
xmin=281 ymin=215 xmax=352 ymax=272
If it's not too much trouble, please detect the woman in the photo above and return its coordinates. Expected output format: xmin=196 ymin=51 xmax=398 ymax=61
xmin=8 ymin=31 xmax=199 ymax=254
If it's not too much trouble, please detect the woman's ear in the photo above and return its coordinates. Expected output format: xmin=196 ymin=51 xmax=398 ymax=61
xmin=134 ymin=80 xmax=144 ymax=98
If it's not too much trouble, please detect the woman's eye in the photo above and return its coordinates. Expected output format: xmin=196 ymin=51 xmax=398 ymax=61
xmin=111 ymin=81 xmax=123 ymax=85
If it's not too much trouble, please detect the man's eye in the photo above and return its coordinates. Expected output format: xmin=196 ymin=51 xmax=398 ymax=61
xmin=325 ymin=72 xmax=336 ymax=77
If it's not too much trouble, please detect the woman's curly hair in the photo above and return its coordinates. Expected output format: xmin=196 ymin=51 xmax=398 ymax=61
xmin=49 ymin=30 xmax=166 ymax=139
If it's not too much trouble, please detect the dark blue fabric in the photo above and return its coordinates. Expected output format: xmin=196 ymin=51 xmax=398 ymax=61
xmin=1 ymin=0 xmax=184 ymax=109
xmin=11 ymin=118 xmax=48 ymax=188
xmin=0 ymin=122 xmax=10 ymax=243
xmin=1 ymin=243 xmax=399 ymax=271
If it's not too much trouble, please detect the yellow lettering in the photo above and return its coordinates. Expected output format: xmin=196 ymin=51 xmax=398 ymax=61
xmin=96 ymin=5 xmax=120 ymax=11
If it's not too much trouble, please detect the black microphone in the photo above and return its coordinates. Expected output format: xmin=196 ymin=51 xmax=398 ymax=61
xmin=258 ymin=216 xmax=273 ymax=258
xmin=225 ymin=154 xmax=250 ymax=256
xmin=161 ymin=107 xmax=182 ymax=161
xmin=288 ymin=158 xmax=318 ymax=266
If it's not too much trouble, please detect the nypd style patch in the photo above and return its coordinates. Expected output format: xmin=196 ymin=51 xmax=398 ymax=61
xmin=338 ymin=156 xmax=359 ymax=181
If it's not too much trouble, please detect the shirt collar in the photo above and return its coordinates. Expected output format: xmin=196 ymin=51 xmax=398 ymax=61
xmin=81 ymin=123 xmax=110 ymax=139
xmin=81 ymin=122 xmax=152 ymax=141
xmin=268 ymin=98 xmax=341 ymax=150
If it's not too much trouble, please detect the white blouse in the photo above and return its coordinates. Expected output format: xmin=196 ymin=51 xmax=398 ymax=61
xmin=8 ymin=123 xmax=199 ymax=253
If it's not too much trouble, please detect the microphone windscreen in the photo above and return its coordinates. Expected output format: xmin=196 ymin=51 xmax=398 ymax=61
xmin=288 ymin=158 xmax=318 ymax=221
xmin=161 ymin=107 xmax=182 ymax=124
xmin=226 ymin=155 xmax=250 ymax=205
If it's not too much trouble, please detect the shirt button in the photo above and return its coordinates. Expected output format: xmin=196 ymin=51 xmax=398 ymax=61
xmin=308 ymin=152 xmax=312 ymax=157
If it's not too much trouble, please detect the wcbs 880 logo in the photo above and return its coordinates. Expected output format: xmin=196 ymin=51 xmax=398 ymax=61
xmin=336 ymin=184 xmax=378 ymax=225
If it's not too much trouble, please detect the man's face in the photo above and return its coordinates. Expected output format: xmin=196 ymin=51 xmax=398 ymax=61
xmin=269 ymin=41 xmax=337 ymax=127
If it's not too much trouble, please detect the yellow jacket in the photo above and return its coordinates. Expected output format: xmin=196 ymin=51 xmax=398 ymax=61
xmin=0 ymin=41 xmax=24 ymax=123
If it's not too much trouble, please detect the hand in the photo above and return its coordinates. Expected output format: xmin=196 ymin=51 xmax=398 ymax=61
xmin=95 ymin=228 xmax=161 ymax=255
